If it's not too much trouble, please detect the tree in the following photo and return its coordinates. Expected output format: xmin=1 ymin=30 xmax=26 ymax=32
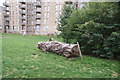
xmin=57 ymin=3 xmax=75 ymax=31
xmin=57 ymin=2 xmax=75 ymax=42
xmin=58 ymin=2 xmax=120 ymax=60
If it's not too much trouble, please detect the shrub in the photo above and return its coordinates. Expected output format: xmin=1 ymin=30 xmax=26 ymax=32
xmin=58 ymin=2 xmax=120 ymax=60
xmin=64 ymin=20 xmax=120 ymax=60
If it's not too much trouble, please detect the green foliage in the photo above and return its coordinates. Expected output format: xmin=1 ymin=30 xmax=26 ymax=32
xmin=57 ymin=3 xmax=75 ymax=31
xmin=2 ymin=33 xmax=120 ymax=78
xmin=59 ymin=2 xmax=120 ymax=60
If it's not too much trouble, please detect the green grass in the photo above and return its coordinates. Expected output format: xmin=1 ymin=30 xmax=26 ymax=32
xmin=2 ymin=33 xmax=120 ymax=78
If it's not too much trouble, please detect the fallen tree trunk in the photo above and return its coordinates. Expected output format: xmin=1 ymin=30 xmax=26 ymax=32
xmin=37 ymin=41 xmax=80 ymax=57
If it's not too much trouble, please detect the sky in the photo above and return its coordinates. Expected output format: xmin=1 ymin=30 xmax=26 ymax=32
xmin=0 ymin=0 xmax=4 ymax=6
xmin=0 ymin=0 xmax=119 ymax=6
xmin=0 ymin=0 xmax=88 ymax=6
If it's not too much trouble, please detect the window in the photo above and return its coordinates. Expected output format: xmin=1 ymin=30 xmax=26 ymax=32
xmin=60 ymin=11 xmax=62 ymax=15
xmin=37 ymin=19 xmax=40 ymax=22
xmin=54 ymin=26 xmax=57 ymax=29
xmin=55 ymin=19 xmax=58 ymax=23
xmin=35 ymin=31 xmax=40 ymax=35
xmin=16 ymin=5 xmax=18 ymax=8
xmin=47 ymin=26 xmax=48 ymax=29
xmin=22 ymin=26 xmax=24 ymax=30
xmin=44 ymin=0 xmax=47 ymax=6
xmin=0 ymin=25 xmax=1 ymax=28
xmin=56 ymin=5 xmax=58 ymax=11
xmin=44 ymin=26 xmax=48 ymax=35
xmin=47 ymin=12 xmax=49 ymax=18
xmin=44 ymin=19 xmax=46 ymax=24
xmin=55 ymin=12 xmax=58 ymax=17
xmin=44 ymin=13 xmax=47 ymax=18
xmin=60 ymin=5 xmax=62 ymax=11
xmin=56 ymin=0 xmax=59 ymax=4
xmin=44 ymin=26 xmax=46 ymax=31
xmin=32 ymin=21 xmax=33 ymax=25
xmin=45 ymin=6 xmax=47 ymax=12
xmin=36 ymin=25 xmax=40 ymax=30
xmin=48 ymin=6 xmax=50 ymax=11
xmin=48 ymin=0 xmax=50 ymax=3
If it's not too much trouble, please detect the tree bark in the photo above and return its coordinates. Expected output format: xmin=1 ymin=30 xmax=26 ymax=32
xmin=37 ymin=41 xmax=80 ymax=57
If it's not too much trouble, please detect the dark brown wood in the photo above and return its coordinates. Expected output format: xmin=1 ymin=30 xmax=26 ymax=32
xmin=37 ymin=41 xmax=80 ymax=57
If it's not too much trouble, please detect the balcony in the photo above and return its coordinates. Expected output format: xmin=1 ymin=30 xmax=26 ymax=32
xmin=4 ymin=18 xmax=9 ymax=21
xmin=35 ymin=31 xmax=40 ymax=35
xmin=65 ymin=0 xmax=73 ymax=4
xmin=21 ymin=16 xmax=26 ymax=20
xmin=36 ymin=20 xmax=41 ymax=25
xmin=4 ymin=7 xmax=9 ymax=12
xmin=35 ymin=2 xmax=41 ymax=7
xmin=36 ymin=15 xmax=41 ymax=19
xmin=36 ymin=8 xmax=41 ymax=13
xmin=21 ymin=21 xmax=26 ymax=25
xmin=36 ymin=25 xmax=40 ymax=30
xmin=19 ymin=0 xmax=26 ymax=4
xmin=4 ymin=12 xmax=9 ymax=17
xmin=3 ymin=2 xmax=9 ymax=7
xmin=4 ymin=22 xmax=9 ymax=26
xmin=19 ymin=4 xmax=26 ymax=9
xmin=20 ymin=10 xmax=26 ymax=14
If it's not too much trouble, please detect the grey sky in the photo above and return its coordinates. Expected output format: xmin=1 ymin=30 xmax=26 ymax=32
xmin=0 ymin=0 xmax=5 ymax=6
xmin=0 ymin=0 xmax=119 ymax=6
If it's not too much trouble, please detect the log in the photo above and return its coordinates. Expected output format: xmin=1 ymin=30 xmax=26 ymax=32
xmin=37 ymin=40 xmax=80 ymax=58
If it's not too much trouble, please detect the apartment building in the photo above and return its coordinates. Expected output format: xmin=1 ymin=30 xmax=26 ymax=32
xmin=3 ymin=0 xmax=81 ymax=35
xmin=0 ymin=6 xmax=4 ymax=33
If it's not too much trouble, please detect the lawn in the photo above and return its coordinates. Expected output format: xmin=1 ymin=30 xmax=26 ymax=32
xmin=1 ymin=33 xmax=120 ymax=78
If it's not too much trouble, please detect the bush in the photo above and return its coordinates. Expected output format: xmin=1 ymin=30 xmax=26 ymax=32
xmin=58 ymin=2 xmax=120 ymax=60
xmin=63 ymin=20 xmax=120 ymax=60
xmin=77 ymin=21 xmax=120 ymax=60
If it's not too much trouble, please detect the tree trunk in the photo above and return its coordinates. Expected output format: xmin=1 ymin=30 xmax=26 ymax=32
xmin=37 ymin=41 xmax=80 ymax=57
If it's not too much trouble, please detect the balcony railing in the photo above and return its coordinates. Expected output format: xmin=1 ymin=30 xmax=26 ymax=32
xmin=36 ymin=20 xmax=41 ymax=24
xmin=4 ymin=7 xmax=9 ymax=12
xmin=20 ymin=10 xmax=26 ymax=14
xmin=36 ymin=15 xmax=41 ymax=19
xmin=21 ymin=16 xmax=26 ymax=19
xmin=4 ymin=18 xmax=9 ymax=21
xmin=4 ymin=12 xmax=9 ymax=17
xmin=65 ymin=0 xmax=73 ymax=4
xmin=4 ymin=22 xmax=9 ymax=26
xmin=3 ymin=2 xmax=9 ymax=7
xmin=35 ymin=2 xmax=41 ymax=7
xmin=21 ymin=21 xmax=26 ymax=25
xmin=19 ymin=4 xmax=26 ymax=9
xmin=36 ymin=8 xmax=41 ymax=12
xmin=19 ymin=0 xmax=26 ymax=3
